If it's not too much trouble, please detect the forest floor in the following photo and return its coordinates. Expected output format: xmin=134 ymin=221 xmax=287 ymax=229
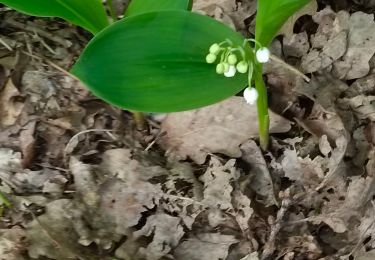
xmin=0 ymin=0 xmax=375 ymax=259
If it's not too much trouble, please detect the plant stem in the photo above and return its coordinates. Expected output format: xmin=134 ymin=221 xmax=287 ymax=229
xmin=254 ymin=65 xmax=269 ymax=150
xmin=106 ymin=1 xmax=147 ymax=131
xmin=107 ymin=0 xmax=118 ymax=22
xmin=132 ymin=111 xmax=146 ymax=130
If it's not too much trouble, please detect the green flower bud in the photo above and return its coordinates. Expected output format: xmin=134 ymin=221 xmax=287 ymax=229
xmin=209 ymin=43 xmax=220 ymax=55
xmin=206 ymin=53 xmax=217 ymax=64
xmin=236 ymin=61 xmax=248 ymax=73
xmin=227 ymin=54 xmax=237 ymax=65
xmin=216 ymin=63 xmax=225 ymax=74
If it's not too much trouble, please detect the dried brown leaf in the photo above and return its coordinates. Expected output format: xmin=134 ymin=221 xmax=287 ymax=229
xmin=283 ymin=32 xmax=310 ymax=58
xmin=200 ymin=158 xmax=236 ymax=209
xmin=0 ymin=79 xmax=24 ymax=127
xmin=199 ymin=157 xmax=253 ymax=230
xmin=173 ymin=233 xmax=238 ymax=260
xmin=278 ymin=0 xmax=318 ymax=38
xmin=355 ymin=250 xmax=375 ymax=260
xmin=338 ymin=95 xmax=375 ymax=121
xmin=193 ymin=0 xmax=256 ymax=31
xmin=133 ymin=213 xmax=184 ymax=260
xmin=160 ymin=97 xmax=291 ymax=164
xmin=333 ymin=12 xmax=375 ymax=80
xmin=301 ymin=8 xmax=349 ymax=73
xmin=27 ymin=199 xmax=98 ymax=260
xmin=0 ymin=227 xmax=26 ymax=260
xmin=70 ymin=156 xmax=163 ymax=240
xmin=19 ymin=121 xmax=36 ymax=168
xmin=232 ymin=190 xmax=253 ymax=232
xmin=281 ymin=148 xmax=324 ymax=189
xmin=240 ymin=140 xmax=278 ymax=206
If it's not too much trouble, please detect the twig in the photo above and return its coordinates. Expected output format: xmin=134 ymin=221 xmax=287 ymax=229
xmin=0 ymin=37 xmax=13 ymax=51
xmin=35 ymin=163 xmax=69 ymax=173
xmin=33 ymin=32 xmax=57 ymax=54
xmin=270 ymin=54 xmax=310 ymax=82
xmin=144 ymin=131 xmax=166 ymax=151
xmin=4 ymin=18 xmax=71 ymax=48
xmin=21 ymin=50 xmax=80 ymax=81
xmin=64 ymin=129 xmax=118 ymax=159
xmin=261 ymin=188 xmax=293 ymax=260
xmin=348 ymin=201 xmax=375 ymax=256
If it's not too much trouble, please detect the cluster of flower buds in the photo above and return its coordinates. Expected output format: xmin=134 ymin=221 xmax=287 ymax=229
xmin=206 ymin=39 xmax=270 ymax=105
xmin=205 ymin=40 xmax=270 ymax=79
xmin=205 ymin=41 xmax=249 ymax=78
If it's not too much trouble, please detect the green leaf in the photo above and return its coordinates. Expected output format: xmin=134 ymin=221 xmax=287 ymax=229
xmin=255 ymin=0 xmax=311 ymax=46
xmin=124 ymin=0 xmax=192 ymax=17
xmin=72 ymin=10 xmax=250 ymax=112
xmin=0 ymin=0 xmax=109 ymax=34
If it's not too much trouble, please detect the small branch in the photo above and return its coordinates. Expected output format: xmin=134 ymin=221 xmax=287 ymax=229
xmin=261 ymin=188 xmax=293 ymax=260
xmin=4 ymin=19 xmax=71 ymax=48
xmin=0 ymin=37 xmax=13 ymax=51
xmin=270 ymin=54 xmax=310 ymax=83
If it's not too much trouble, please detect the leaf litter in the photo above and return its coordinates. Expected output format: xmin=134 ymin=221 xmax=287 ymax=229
xmin=0 ymin=1 xmax=375 ymax=260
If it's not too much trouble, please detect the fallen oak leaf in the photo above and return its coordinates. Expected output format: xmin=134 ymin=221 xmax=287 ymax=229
xmin=160 ymin=97 xmax=291 ymax=164
xmin=0 ymin=78 xmax=24 ymax=127
xmin=173 ymin=233 xmax=238 ymax=260
xmin=278 ymin=0 xmax=318 ymax=38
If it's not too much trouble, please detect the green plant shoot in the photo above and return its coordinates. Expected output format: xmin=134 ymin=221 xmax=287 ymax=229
xmin=254 ymin=0 xmax=311 ymax=149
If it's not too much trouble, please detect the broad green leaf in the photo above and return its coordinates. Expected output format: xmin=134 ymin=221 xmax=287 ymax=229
xmin=124 ymin=0 xmax=192 ymax=17
xmin=72 ymin=10 xmax=250 ymax=112
xmin=255 ymin=0 xmax=311 ymax=46
xmin=0 ymin=0 xmax=109 ymax=34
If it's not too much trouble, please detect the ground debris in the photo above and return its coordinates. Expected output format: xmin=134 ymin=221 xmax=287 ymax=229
xmin=0 ymin=226 xmax=26 ymax=260
xmin=301 ymin=7 xmax=375 ymax=80
xmin=160 ymin=97 xmax=291 ymax=164
xmin=193 ymin=0 xmax=256 ymax=32
xmin=1 ymin=3 xmax=375 ymax=260
xmin=174 ymin=233 xmax=238 ymax=260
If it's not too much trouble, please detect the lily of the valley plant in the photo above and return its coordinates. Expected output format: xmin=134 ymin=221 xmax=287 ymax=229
xmin=0 ymin=0 xmax=311 ymax=149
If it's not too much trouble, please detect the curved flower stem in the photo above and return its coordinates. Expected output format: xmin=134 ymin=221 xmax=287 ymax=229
xmin=254 ymin=64 xmax=269 ymax=150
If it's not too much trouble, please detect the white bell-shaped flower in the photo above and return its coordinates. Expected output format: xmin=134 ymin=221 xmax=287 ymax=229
xmin=243 ymin=87 xmax=258 ymax=105
xmin=256 ymin=47 xmax=270 ymax=63
xmin=224 ymin=65 xmax=236 ymax=77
